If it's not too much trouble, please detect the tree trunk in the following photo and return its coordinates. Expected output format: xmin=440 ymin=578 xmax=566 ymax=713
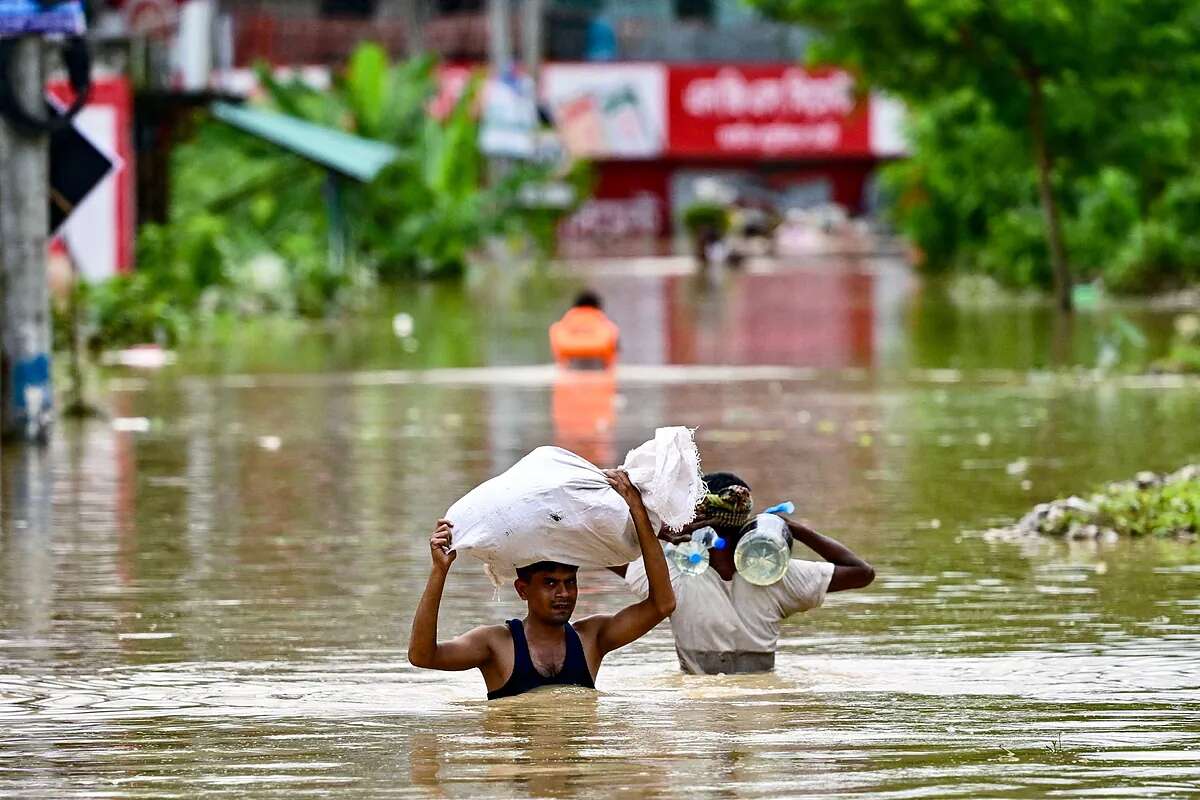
xmin=1027 ymin=72 xmax=1073 ymax=312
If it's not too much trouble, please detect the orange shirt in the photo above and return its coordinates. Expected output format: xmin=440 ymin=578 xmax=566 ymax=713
xmin=549 ymin=307 xmax=620 ymax=367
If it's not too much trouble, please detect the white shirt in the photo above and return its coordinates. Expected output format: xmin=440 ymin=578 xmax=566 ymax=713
xmin=624 ymin=551 xmax=834 ymax=674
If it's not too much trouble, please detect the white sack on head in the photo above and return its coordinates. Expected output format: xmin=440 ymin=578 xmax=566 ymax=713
xmin=618 ymin=426 xmax=705 ymax=531
xmin=446 ymin=426 xmax=702 ymax=586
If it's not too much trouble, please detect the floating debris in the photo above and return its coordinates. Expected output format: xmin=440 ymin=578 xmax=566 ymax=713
xmin=1006 ymin=458 xmax=1030 ymax=476
xmin=101 ymin=345 xmax=176 ymax=370
xmin=392 ymin=312 xmax=415 ymax=339
xmin=257 ymin=436 xmax=282 ymax=451
xmin=1009 ymin=465 xmax=1200 ymax=540
xmin=112 ymin=417 xmax=152 ymax=433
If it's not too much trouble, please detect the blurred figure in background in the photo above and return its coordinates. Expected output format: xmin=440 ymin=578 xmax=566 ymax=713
xmin=550 ymin=291 xmax=620 ymax=465
xmin=549 ymin=291 xmax=620 ymax=370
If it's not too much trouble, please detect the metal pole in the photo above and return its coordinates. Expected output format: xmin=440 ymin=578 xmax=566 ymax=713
xmin=398 ymin=0 xmax=426 ymax=57
xmin=324 ymin=171 xmax=348 ymax=275
xmin=0 ymin=37 xmax=53 ymax=443
xmin=488 ymin=0 xmax=512 ymax=75
xmin=521 ymin=0 xmax=544 ymax=83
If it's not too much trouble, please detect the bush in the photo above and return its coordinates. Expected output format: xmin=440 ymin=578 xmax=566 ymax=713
xmin=1020 ymin=465 xmax=1200 ymax=539
xmin=1066 ymin=167 xmax=1140 ymax=277
xmin=681 ymin=202 xmax=730 ymax=237
xmin=977 ymin=206 xmax=1052 ymax=290
xmin=1107 ymin=219 xmax=1184 ymax=293
xmin=1157 ymin=314 xmax=1200 ymax=373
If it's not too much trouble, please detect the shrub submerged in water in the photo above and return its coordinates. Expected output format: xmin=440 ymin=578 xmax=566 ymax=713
xmin=1155 ymin=314 xmax=1200 ymax=374
xmin=1017 ymin=465 xmax=1200 ymax=541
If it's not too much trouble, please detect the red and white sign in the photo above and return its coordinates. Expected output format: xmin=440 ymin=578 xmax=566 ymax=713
xmin=49 ymin=75 xmax=135 ymax=280
xmin=667 ymin=65 xmax=871 ymax=158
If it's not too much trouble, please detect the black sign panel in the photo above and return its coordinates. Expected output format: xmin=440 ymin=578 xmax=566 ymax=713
xmin=49 ymin=105 xmax=113 ymax=234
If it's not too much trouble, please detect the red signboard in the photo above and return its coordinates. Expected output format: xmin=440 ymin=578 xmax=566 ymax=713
xmin=48 ymin=76 xmax=135 ymax=278
xmin=667 ymin=65 xmax=871 ymax=159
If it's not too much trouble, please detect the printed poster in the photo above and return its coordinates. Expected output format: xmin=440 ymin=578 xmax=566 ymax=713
xmin=542 ymin=63 xmax=666 ymax=160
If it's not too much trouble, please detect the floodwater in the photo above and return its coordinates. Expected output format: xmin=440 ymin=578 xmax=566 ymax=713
xmin=2 ymin=257 xmax=1199 ymax=798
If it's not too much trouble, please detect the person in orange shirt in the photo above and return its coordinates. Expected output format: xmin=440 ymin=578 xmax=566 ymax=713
xmin=550 ymin=291 xmax=620 ymax=465
xmin=549 ymin=291 xmax=620 ymax=370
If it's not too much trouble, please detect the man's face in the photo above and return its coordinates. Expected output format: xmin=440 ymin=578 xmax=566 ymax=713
xmin=515 ymin=567 xmax=579 ymax=625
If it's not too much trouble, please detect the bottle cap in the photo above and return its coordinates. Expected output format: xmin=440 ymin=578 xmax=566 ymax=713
xmin=764 ymin=501 xmax=795 ymax=515
xmin=688 ymin=552 xmax=703 ymax=565
xmin=712 ymin=536 xmax=726 ymax=550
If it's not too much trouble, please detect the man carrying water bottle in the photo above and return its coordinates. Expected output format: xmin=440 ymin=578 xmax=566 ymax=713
xmin=610 ymin=472 xmax=874 ymax=675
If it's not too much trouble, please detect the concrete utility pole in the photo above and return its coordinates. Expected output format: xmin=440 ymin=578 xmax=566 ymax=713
xmin=488 ymin=0 xmax=512 ymax=74
xmin=397 ymin=0 xmax=427 ymax=57
xmin=0 ymin=37 xmax=53 ymax=443
xmin=521 ymin=0 xmax=544 ymax=82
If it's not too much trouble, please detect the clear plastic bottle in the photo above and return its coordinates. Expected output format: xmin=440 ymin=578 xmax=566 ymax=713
xmin=734 ymin=513 xmax=792 ymax=586
xmin=664 ymin=526 xmax=726 ymax=576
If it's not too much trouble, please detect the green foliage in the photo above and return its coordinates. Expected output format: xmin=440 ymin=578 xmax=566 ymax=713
xmin=681 ymin=202 xmax=731 ymax=237
xmin=1029 ymin=467 xmax=1200 ymax=539
xmin=1156 ymin=314 xmax=1200 ymax=373
xmin=1100 ymin=481 xmax=1200 ymax=538
xmin=752 ymin=0 xmax=1200 ymax=295
xmin=355 ymin=75 xmax=488 ymax=278
xmin=70 ymin=44 xmax=588 ymax=355
xmin=1066 ymin=168 xmax=1140 ymax=274
xmin=1072 ymin=481 xmax=1200 ymax=539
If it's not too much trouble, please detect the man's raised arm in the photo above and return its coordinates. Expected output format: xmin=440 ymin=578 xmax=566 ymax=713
xmin=785 ymin=518 xmax=875 ymax=592
xmin=590 ymin=470 xmax=677 ymax=655
xmin=407 ymin=519 xmax=494 ymax=671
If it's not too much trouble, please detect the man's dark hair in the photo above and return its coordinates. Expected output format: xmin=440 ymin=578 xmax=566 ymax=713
xmin=515 ymin=561 xmax=579 ymax=582
xmin=703 ymin=471 xmax=751 ymax=493
xmin=572 ymin=290 xmax=602 ymax=310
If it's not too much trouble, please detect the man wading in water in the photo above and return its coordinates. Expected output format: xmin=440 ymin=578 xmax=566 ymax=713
xmin=611 ymin=472 xmax=875 ymax=674
xmin=408 ymin=470 xmax=676 ymax=699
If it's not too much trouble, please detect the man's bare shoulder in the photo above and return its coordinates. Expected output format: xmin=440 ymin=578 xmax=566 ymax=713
xmin=447 ymin=623 xmax=512 ymax=647
xmin=570 ymin=614 xmax=612 ymax=638
xmin=469 ymin=623 xmax=512 ymax=639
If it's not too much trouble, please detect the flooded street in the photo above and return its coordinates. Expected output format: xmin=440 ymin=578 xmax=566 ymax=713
xmin=2 ymin=259 xmax=1199 ymax=797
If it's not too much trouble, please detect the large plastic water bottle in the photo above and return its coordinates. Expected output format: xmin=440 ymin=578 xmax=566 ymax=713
xmin=664 ymin=526 xmax=726 ymax=576
xmin=734 ymin=513 xmax=792 ymax=586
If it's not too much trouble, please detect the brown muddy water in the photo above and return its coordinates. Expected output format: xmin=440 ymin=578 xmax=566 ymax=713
xmin=1 ymin=258 xmax=1198 ymax=798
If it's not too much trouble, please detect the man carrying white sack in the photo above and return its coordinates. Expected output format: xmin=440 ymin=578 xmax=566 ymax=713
xmin=408 ymin=470 xmax=676 ymax=699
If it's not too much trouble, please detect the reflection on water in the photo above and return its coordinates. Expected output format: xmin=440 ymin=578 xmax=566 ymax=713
xmin=175 ymin=257 xmax=1179 ymax=375
xmin=2 ymin=256 xmax=1199 ymax=797
xmin=553 ymin=368 xmax=617 ymax=467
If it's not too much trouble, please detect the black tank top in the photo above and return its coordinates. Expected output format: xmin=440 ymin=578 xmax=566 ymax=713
xmin=487 ymin=619 xmax=595 ymax=700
